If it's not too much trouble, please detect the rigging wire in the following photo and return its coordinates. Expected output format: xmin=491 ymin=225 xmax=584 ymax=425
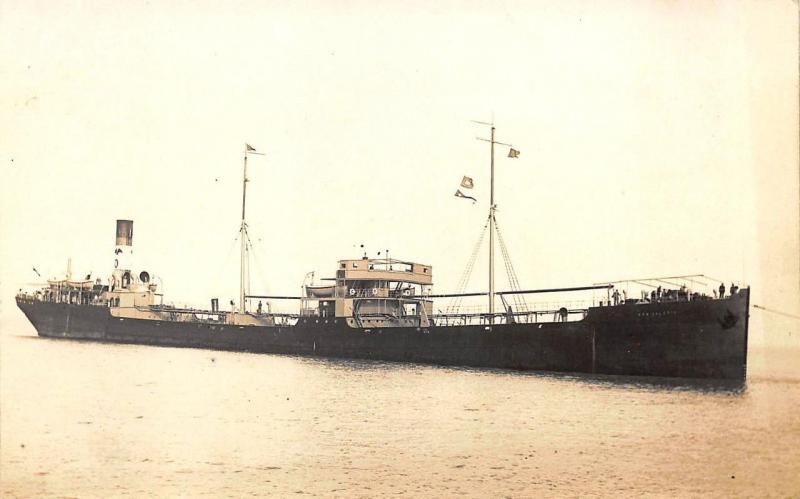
xmin=244 ymin=229 xmax=273 ymax=309
xmin=209 ymin=231 xmax=242 ymax=298
xmin=446 ymin=218 xmax=490 ymax=314
xmin=494 ymin=215 xmax=528 ymax=313
xmin=753 ymin=304 xmax=800 ymax=321
xmin=494 ymin=217 xmax=520 ymax=311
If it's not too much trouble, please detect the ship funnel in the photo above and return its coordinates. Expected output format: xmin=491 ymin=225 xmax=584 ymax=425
xmin=116 ymin=220 xmax=133 ymax=247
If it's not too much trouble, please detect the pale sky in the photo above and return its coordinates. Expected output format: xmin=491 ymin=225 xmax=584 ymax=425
xmin=1 ymin=1 xmax=798 ymax=346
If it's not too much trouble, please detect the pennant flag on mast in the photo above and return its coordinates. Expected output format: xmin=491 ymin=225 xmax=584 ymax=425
xmin=246 ymin=143 xmax=256 ymax=152
xmin=508 ymin=147 xmax=520 ymax=158
xmin=460 ymin=176 xmax=474 ymax=189
xmin=455 ymin=189 xmax=477 ymax=204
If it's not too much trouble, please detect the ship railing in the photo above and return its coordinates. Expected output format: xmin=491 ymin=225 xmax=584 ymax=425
xmin=520 ymin=299 xmax=594 ymax=312
xmin=593 ymin=274 xmax=746 ymax=303
xmin=431 ymin=307 xmax=589 ymax=326
xmin=16 ymin=290 xmax=110 ymax=307
xmin=438 ymin=299 xmax=593 ymax=314
xmin=144 ymin=304 xmax=301 ymax=323
xmin=15 ymin=292 xmax=37 ymax=303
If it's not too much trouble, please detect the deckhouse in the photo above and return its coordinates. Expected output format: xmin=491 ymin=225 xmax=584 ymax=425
xmin=303 ymin=257 xmax=433 ymax=328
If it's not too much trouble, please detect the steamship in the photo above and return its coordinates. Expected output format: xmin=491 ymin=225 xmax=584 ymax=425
xmin=15 ymin=134 xmax=750 ymax=381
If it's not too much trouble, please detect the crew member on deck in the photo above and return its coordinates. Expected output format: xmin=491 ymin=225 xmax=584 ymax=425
xmin=719 ymin=283 xmax=725 ymax=299
xmin=506 ymin=306 xmax=515 ymax=324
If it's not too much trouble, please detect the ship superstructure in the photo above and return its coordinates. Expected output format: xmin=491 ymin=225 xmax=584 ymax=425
xmin=298 ymin=257 xmax=433 ymax=328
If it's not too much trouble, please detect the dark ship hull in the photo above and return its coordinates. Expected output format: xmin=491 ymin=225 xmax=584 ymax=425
xmin=16 ymin=289 xmax=749 ymax=380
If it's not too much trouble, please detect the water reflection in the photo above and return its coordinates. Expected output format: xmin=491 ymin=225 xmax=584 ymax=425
xmin=291 ymin=350 xmax=747 ymax=394
xmin=3 ymin=333 xmax=798 ymax=498
xmin=20 ymin=333 xmax=749 ymax=394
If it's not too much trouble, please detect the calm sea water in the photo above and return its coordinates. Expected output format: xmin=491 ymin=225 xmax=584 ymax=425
xmin=1 ymin=330 xmax=798 ymax=498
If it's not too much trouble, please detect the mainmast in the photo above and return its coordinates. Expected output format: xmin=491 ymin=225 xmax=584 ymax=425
xmin=474 ymin=121 xmax=513 ymax=323
xmin=489 ymin=125 xmax=496 ymax=319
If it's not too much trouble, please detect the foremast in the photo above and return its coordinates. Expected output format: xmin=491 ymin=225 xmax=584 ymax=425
xmin=239 ymin=143 xmax=263 ymax=313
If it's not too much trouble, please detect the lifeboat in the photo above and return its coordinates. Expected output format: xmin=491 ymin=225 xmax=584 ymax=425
xmin=305 ymin=285 xmax=335 ymax=298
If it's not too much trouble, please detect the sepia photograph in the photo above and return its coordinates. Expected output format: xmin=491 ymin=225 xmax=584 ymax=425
xmin=1 ymin=1 xmax=798 ymax=497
